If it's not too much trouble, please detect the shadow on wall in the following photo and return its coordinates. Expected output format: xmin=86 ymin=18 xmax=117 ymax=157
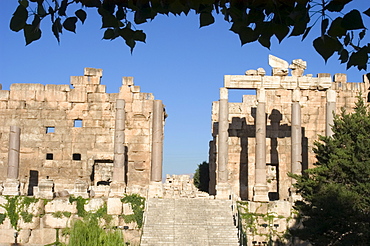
xmin=209 ymin=108 xmax=308 ymax=201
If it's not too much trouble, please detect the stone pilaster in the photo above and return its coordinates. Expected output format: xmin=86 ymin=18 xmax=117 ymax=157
xmin=326 ymin=89 xmax=336 ymax=137
xmin=3 ymin=126 xmax=21 ymax=195
xmin=216 ymin=87 xmax=231 ymax=199
xmin=148 ymin=100 xmax=164 ymax=198
xmin=253 ymin=89 xmax=269 ymax=202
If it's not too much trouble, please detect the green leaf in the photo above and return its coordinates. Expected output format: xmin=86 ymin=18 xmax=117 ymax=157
xmin=125 ymin=38 xmax=136 ymax=53
xmin=10 ymin=4 xmax=28 ymax=32
xmin=290 ymin=21 xmax=307 ymax=37
xmin=341 ymin=10 xmax=365 ymax=30
xmin=274 ymin=24 xmax=289 ymax=43
xmin=200 ymin=12 xmax=214 ymax=28
xmin=31 ymin=14 xmax=40 ymax=27
xmin=116 ymin=6 xmax=126 ymax=20
xmin=313 ymin=35 xmax=342 ymax=62
xmin=58 ymin=0 xmax=67 ymax=16
xmin=103 ymin=29 xmax=115 ymax=40
xmin=302 ymin=26 xmax=312 ymax=41
xmin=321 ymin=18 xmax=329 ymax=36
xmin=23 ymin=24 xmax=41 ymax=45
xmin=364 ymin=8 xmax=370 ymax=17
xmin=344 ymin=33 xmax=350 ymax=46
xmin=52 ymin=17 xmax=62 ymax=42
xmin=119 ymin=27 xmax=134 ymax=40
xmin=347 ymin=49 xmax=368 ymax=70
xmin=359 ymin=29 xmax=366 ymax=40
xmin=236 ymin=26 xmax=258 ymax=45
xmin=63 ymin=17 xmax=78 ymax=33
xmin=325 ymin=0 xmax=351 ymax=12
xmin=339 ymin=49 xmax=349 ymax=63
xmin=258 ymin=35 xmax=271 ymax=49
xmin=37 ymin=3 xmax=46 ymax=17
xmin=99 ymin=7 xmax=119 ymax=28
xmin=18 ymin=0 xmax=29 ymax=8
xmin=328 ymin=17 xmax=346 ymax=38
xmin=133 ymin=30 xmax=146 ymax=42
xmin=75 ymin=9 xmax=87 ymax=24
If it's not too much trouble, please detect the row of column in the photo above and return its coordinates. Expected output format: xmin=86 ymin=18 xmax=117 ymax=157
xmin=216 ymin=87 xmax=336 ymax=201
xmin=3 ymin=99 xmax=164 ymax=194
xmin=112 ymin=99 xmax=164 ymax=184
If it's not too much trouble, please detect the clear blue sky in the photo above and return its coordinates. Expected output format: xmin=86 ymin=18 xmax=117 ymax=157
xmin=0 ymin=1 xmax=368 ymax=176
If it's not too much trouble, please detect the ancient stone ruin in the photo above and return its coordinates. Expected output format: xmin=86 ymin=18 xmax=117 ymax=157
xmin=0 ymin=57 xmax=368 ymax=245
xmin=0 ymin=68 xmax=166 ymax=199
xmin=208 ymin=55 xmax=369 ymax=243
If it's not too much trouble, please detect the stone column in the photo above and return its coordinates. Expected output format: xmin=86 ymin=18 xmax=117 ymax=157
xmin=218 ymin=87 xmax=229 ymax=183
xmin=151 ymin=100 xmax=164 ymax=182
xmin=291 ymin=89 xmax=302 ymax=176
xmin=7 ymin=126 xmax=21 ymax=179
xmin=148 ymin=100 xmax=164 ymax=198
xmin=3 ymin=126 xmax=21 ymax=195
xmin=112 ymin=99 xmax=126 ymax=183
xmin=253 ymin=89 xmax=269 ymax=202
xmin=326 ymin=89 xmax=336 ymax=137
xmin=216 ymin=88 xmax=231 ymax=199
xmin=110 ymin=100 xmax=126 ymax=197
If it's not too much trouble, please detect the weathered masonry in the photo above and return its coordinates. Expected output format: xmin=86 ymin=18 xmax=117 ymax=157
xmin=209 ymin=55 xmax=369 ymax=201
xmin=0 ymin=68 xmax=166 ymax=198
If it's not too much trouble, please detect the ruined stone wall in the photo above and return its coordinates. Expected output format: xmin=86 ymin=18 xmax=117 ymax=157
xmin=0 ymin=68 xmax=164 ymax=196
xmin=210 ymin=60 xmax=369 ymax=201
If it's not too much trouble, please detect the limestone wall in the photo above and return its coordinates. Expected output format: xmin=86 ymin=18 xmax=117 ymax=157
xmin=0 ymin=195 xmax=140 ymax=245
xmin=0 ymin=68 xmax=165 ymax=197
xmin=210 ymin=57 xmax=369 ymax=201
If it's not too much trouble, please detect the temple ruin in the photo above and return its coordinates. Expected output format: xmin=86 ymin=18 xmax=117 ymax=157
xmin=0 ymin=68 xmax=166 ymax=198
xmin=209 ymin=55 xmax=369 ymax=201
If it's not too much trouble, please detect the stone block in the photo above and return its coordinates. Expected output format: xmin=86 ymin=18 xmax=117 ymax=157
xmin=10 ymin=83 xmax=44 ymax=91
xmin=28 ymin=228 xmax=56 ymax=245
xmin=10 ymin=90 xmax=37 ymax=101
xmin=0 ymin=229 xmax=14 ymax=244
xmin=68 ymin=88 xmax=87 ymax=102
xmin=84 ymin=67 xmax=103 ymax=77
xmin=43 ymin=214 xmax=70 ymax=228
xmin=107 ymin=197 xmax=123 ymax=215
xmin=44 ymin=198 xmax=77 ymax=214
xmin=0 ymin=90 xmax=9 ymax=101
xmin=85 ymin=198 xmax=104 ymax=212
xmin=87 ymin=93 xmax=109 ymax=102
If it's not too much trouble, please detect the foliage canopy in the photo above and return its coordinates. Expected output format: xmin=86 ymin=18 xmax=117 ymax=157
xmin=193 ymin=161 xmax=209 ymax=192
xmin=10 ymin=0 xmax=370 ymax=70
xmin=291 ymin=96 xmax=370 ymax=245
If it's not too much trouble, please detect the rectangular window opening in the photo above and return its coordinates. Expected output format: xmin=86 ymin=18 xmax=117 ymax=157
xmin=73 ymin=153 xmax=81 ymax=161
xmin=46 ymin=127 xmax=55 ymax=133
xmin=46 ymin=153 xmax=53 ymax=160
xmin=74 ymin=119 xmax=83 ymax=127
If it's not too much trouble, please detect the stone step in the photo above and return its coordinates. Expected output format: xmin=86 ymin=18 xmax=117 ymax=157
xmin=141 ymin=198 xmax=239 ymax=246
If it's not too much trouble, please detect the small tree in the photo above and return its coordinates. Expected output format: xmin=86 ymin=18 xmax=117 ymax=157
xmin=193 ymin=161 xmax=209 ymax=193
xmin=291 ymin=96 xmax=370 ymax=245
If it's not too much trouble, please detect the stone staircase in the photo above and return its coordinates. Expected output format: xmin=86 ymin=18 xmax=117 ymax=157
xmin=140 ymin=198 xmax=239 ymax=246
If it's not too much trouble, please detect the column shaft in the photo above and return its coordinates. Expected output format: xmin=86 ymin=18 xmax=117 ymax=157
xmin=7 ymin=126 xmax=21 ymax=180
xmin=218 ymin=88 xmax=229 ymax=183
xmin=253 ymin=89 xmax=269 ymax=202
xmin=151 ymin=100 xmax=164 ymax=182
xmin=291 ymin=101 xmax=302 ymax=175
xmin=255 ymin=101 xmax=267 ymax=185
xmin=326 ymin=89 xmax=337 ymax=137
xmin=113 ymin=99 xmax=126 ymax=183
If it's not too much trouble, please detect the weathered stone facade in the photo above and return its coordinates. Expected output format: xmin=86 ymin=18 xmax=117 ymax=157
xmin=0 ymin=68 xmax=166 ymax=198
xmin=209 ymin=55 xmax=369 ymax=201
